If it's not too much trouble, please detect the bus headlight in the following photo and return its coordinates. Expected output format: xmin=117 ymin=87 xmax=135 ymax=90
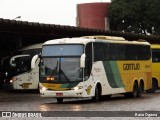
xmin=5 ymin=72 xmax=8 ymax=76
xmin=10 ymin=77 xmax=17 ymax=83
xmin=42 ymin=87 xmax=47 ymax=91
xmin=40 ymin=86 xmax=48 ymax=91
xmin=72 ymin=86 xmax=83 ymax=90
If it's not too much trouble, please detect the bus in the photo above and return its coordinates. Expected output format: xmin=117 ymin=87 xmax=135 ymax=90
xmin=32 ymin=36 xmax=152 ymax=103
xmin=150 ymin=44 xmax=160 ymax=92
xmin=3 ymin=43 xmax=42 ymax=90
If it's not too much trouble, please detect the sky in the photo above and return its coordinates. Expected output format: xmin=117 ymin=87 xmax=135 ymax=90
xmin=0 ymin=0 xmax=111 ymax=26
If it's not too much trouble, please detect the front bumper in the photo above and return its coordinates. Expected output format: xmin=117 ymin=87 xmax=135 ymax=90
xmin=40 ymin=89 xmax=83 ymax=98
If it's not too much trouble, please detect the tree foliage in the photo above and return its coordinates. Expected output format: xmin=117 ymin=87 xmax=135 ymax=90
xmin=109 ymin=0 xmax=160 ymax=35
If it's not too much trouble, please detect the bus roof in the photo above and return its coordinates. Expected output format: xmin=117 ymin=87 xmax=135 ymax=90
xmin=151 ymin=44 xmax=160 ymax=49
xmin=82 ymin=35 xmax=125 ymax=41
xmin=43 ymin=36 xmax=150 ymax=46
xmin=21 ymin=43 xmax=43 ymax=50
xmin=44 ymin=37 xmax=95 ymax=45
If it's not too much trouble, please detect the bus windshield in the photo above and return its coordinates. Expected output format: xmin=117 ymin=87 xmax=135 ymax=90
xmin=40 ymin=44 xmax=84 ymax=83
xmin=5 ymin=48 xmax=42 ymax=77
xmin=9 ymin=56 xmax=32 ymax=75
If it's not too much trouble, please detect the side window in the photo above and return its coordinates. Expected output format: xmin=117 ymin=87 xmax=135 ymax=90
xmin=152 ymin=49 xmax=160 ymax=62
xmin=141 ymin=45 xmax=151 ymax=60
xmin=94 ymin=43 xmax=102 ymax=61
xmin=124 ymin=44 xmax=151 ymax=60
xmin=134 ymin=45 xmax=151 ymax=60
xmin=85 ymin=43 xmax=93 ymax=77
xmin=90 ymin=42 xmax=150 ymax=61
xmin=125 ymin=44 xmax=136 ymax=60
xmin=108 ymin=43 xmax=125 ymax=60
xmin=93 ymin=42 xmax=109 ymax=61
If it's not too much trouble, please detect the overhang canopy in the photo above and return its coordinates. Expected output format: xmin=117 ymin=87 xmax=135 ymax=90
xmin=0 ymin=18 xmax=160 ymax=48
xmin=0 ymin=18 xmax=108 ymax=39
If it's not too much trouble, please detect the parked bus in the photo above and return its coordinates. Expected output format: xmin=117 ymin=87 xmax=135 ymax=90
xmin=32 ymin=36 xmax=152 ymax=103
xmin=150 ymin=44 xmax=160 ymax=92
xmin=3 ymin=43 xmax=42 ymax=90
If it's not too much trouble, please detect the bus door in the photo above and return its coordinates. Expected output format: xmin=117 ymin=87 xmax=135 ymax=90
xmin=85 ymin=43 xmax=94 ymax=84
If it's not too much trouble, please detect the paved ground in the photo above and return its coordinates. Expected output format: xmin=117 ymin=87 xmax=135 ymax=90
xmin=0 ymin=90 xmax=160 ymax=119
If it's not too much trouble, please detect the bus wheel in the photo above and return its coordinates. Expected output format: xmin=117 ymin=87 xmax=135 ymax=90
xmin=146 ymin=80 xmax=158 ymax=93
xmin=57 ymin=98 xmax=63 ymax=103
xmin=92 ymin=85 xmax=101 ymax=102
xmin=132 ymin=82 xmax=138 ymax=98
xmin=137 ymin=86 xmax=142 ymax=97
xmin=151 ymin=80 xmax=158 ymax=93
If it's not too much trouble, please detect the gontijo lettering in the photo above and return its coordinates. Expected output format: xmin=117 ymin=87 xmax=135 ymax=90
xmin=123 ymin=63 xmax=140 ymax=70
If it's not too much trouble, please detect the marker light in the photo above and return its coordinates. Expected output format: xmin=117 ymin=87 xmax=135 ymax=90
xmin=46 ymin=76 xmax=55 ymax=81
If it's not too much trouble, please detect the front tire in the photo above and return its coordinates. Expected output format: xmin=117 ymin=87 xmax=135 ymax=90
xmin=92 ymin=85 xmax=101 ymax=102
xmin=151 ymin=80 xmax=158 ymax=93
xmin=147 ymin=80 xmax=158 ymax=93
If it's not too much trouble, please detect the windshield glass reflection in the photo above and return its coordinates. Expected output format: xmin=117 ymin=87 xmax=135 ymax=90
xmin=40 ymin=57 xmax=83 ymax=83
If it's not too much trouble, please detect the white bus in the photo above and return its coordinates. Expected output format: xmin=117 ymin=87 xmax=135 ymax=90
xmin=33 ymin=36 xmax=152 ymax=103
xmin=3 ymin=43 xmax=42 ymax=90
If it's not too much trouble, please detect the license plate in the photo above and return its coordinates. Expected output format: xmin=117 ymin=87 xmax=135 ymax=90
xmin=56 ymin=93 xmax=63 ymax=96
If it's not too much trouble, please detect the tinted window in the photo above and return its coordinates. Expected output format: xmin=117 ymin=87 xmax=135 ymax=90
xmin=152 ymin=49 xmax=160 ymax=62
xmin=93 ymin=42 xmax=151 ymax=61
xmin=85 ymin=43 xmax=93 ymax=77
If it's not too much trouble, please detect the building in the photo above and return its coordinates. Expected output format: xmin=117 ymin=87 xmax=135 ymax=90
xmin=77 ymin=2 xmax=111 ymax=30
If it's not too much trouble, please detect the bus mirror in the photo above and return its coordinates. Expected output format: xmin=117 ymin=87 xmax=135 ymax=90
xmin=10 ymin=58 xmax=16 ymax=67
xmin=31 ymin=54 xmax=39 ymax=69
xmin=39 ymin=53 xmax=42 ymax=59
xmin=80 ymin=54 xmax=86 ymax=68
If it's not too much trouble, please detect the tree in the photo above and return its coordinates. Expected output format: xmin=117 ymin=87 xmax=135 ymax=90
xmin=109 ymin=0 xmax=160 ymax=35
